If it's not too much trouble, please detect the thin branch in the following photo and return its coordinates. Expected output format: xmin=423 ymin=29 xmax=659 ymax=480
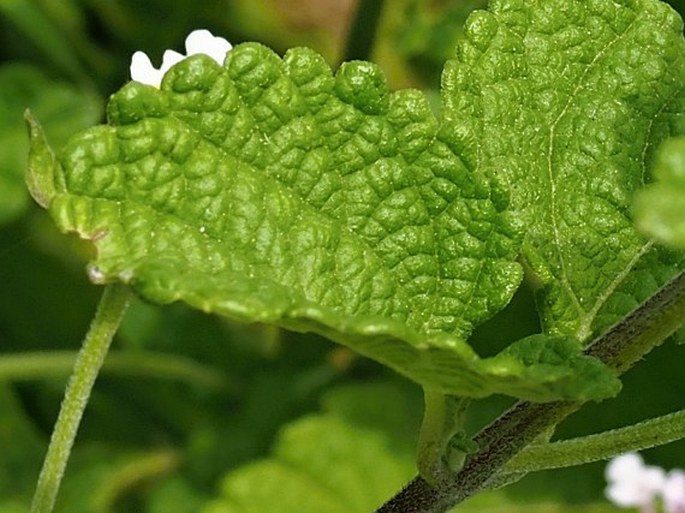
xmin=0 ymin=350 xmax=230 ymax=390
xmin=342 ymin=0 xmax=386 ymax=62
xmin=503 ymin=408 xmax=685 ymax=474
xmin=30 ymin=284 xmax=131 ymax=513
xmin=377 ymin=269 xmax=685 ymax=513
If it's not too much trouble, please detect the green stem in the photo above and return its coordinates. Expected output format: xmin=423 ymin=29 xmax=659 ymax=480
xmin=342 ymin=0 xmax=386 ymax=62
xmin=417 ymin=389 xmax=452 ymax=486
xmin=0 ymin=350 xmax=229 ymax=390
xmin=30 ymin=284 xmax=131 ymax=513
xmin=503 ymin=408 xmax=685 ymax=474
xmin=377 ymin=269 xmax=685 ymax=513
xmin=582 ymin=270 xmax=685 ymax=373
xmin=417 ymin=390 xmax=472 ymax=486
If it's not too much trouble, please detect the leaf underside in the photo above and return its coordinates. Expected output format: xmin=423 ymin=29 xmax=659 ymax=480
xmin=26 ymin=0 xmax=685 ymax=401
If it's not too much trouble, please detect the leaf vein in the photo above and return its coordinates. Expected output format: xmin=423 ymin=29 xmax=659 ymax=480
xmin=545 ymin=15 xmax=638 ymax=323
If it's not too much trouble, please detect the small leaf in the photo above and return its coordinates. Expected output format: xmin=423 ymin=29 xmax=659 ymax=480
xmin=204 ymin=414 xmax=415 ymax=513
xmin=27 ymin=42 xmax=619 ymax=400
xmin=634 ymin=136 xmax=685 ymax=249
xmin=442 ymin=0 xmax=685 ymax=341
xmin=25 ymin=111 xmax=59 ymax=209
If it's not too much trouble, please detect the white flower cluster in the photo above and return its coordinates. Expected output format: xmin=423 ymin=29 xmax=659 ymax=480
xmin=606 ymin=453 xmax=685 ymax=513
xmin=130 ymin=29 xmax=232 ymax=88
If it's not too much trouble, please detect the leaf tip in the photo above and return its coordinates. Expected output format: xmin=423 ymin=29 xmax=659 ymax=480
xmin=24 ymin=109 xmax=59 ymax=209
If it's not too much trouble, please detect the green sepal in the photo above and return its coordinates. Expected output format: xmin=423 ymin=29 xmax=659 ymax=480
xmin=24 ymin=110 xmax=60 ymax=209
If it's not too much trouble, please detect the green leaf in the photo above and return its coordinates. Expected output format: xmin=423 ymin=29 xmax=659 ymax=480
xmin=204 ymin=415 xmax=415 ymax=513
xmin=442 ymin=0 xmax=685 ymax=341
xmin=497 ymin=335 xmax=620 ymax=400
xmin=0 ymin=64 xmax=100 ymax=224
xmin=147 ymin=476 xmax=208 ymax=513
xmin=320 ymin=381 xmax=422 ymax=450
xmin=634 ymin=136 xmax=685 ymax=249
xmin=26 ymin=42 xmax=619 ymax=401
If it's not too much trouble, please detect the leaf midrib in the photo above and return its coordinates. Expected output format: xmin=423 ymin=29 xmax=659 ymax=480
xmin=544 ymin=14 xmax=638 ymax=339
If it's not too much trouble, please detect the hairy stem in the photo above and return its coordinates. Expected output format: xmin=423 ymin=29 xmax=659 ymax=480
xmin=377 ymin=269 xmax=685 ymax=513
xmin=504 ymin=408 xmax=685 ymax=474
xmin=30 ymin=284 xmax=131 ymax=513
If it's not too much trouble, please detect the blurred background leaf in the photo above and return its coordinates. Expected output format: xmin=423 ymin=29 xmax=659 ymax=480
xmin=0 ymin=64 xmax=100 ymax=224
xmin=204 ymin=383 xmax=418 ymax=513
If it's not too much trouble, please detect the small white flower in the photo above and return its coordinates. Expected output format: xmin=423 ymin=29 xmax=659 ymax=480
xmin=130 ymin=49 xmax=183 ymax=88
xmin=605 ymin=453 xmax=665 ymax=511
xmin=129 ymin=29 xmax=232 ymax=88
xmin=184 ymin=29 xmax=232 ymax=64
xmin=663 ymin=470 xmax=685 ymax=513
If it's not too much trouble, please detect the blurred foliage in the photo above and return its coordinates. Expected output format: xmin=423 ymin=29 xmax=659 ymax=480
xmin=204 ymin=384 xmax=418 ymax=513
xmin=376 ymin=0 xmax=488 ymax=89
xmin=634 ymin=137 xmax=685 ymax=249
xmin=0 ymin=65 xmax=100 ymax=224
xmin=1 ymin=1 xmax=685 ymax=512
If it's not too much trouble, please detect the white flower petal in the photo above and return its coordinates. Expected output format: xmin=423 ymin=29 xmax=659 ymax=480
xmin=206 ymin=36 xmax=232 ymax=64
xmin=130 ymin=29 xmax=233 ymax=86
xmin=185 ymin=29 xmax=232 ymax=64
xmin=130 ymin=51 xmax=163 ymax=88
xmin=606 ymin=453 xmax=645 ymax=482
xmin=644 ymin=466 xmax=667 ymax=491
xmin=663 ymin=470 xmax=685 ymax=513
xmin=606 ymin=482 xmax=647 ymax=507
xmin=160 ymin=49 xmax=185 ymax=74
xmin=605 ymin=453 xmax=665 ymax=508
xmin=184 ymin=29 xmax=214 ymax=55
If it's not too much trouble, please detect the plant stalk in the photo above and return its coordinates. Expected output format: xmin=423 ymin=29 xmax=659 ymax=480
xmin=376 ymin=269 xmax=685 ymax=513
xmin=342 ymin=0 xmax=386 ymax=62
xmin=0 ymin=349 xmax=229 ymax=390
xmin=30 ymin=284 xmax=131 ymax=513
xmin=503 ymin=408 xmax=685 ymax=475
